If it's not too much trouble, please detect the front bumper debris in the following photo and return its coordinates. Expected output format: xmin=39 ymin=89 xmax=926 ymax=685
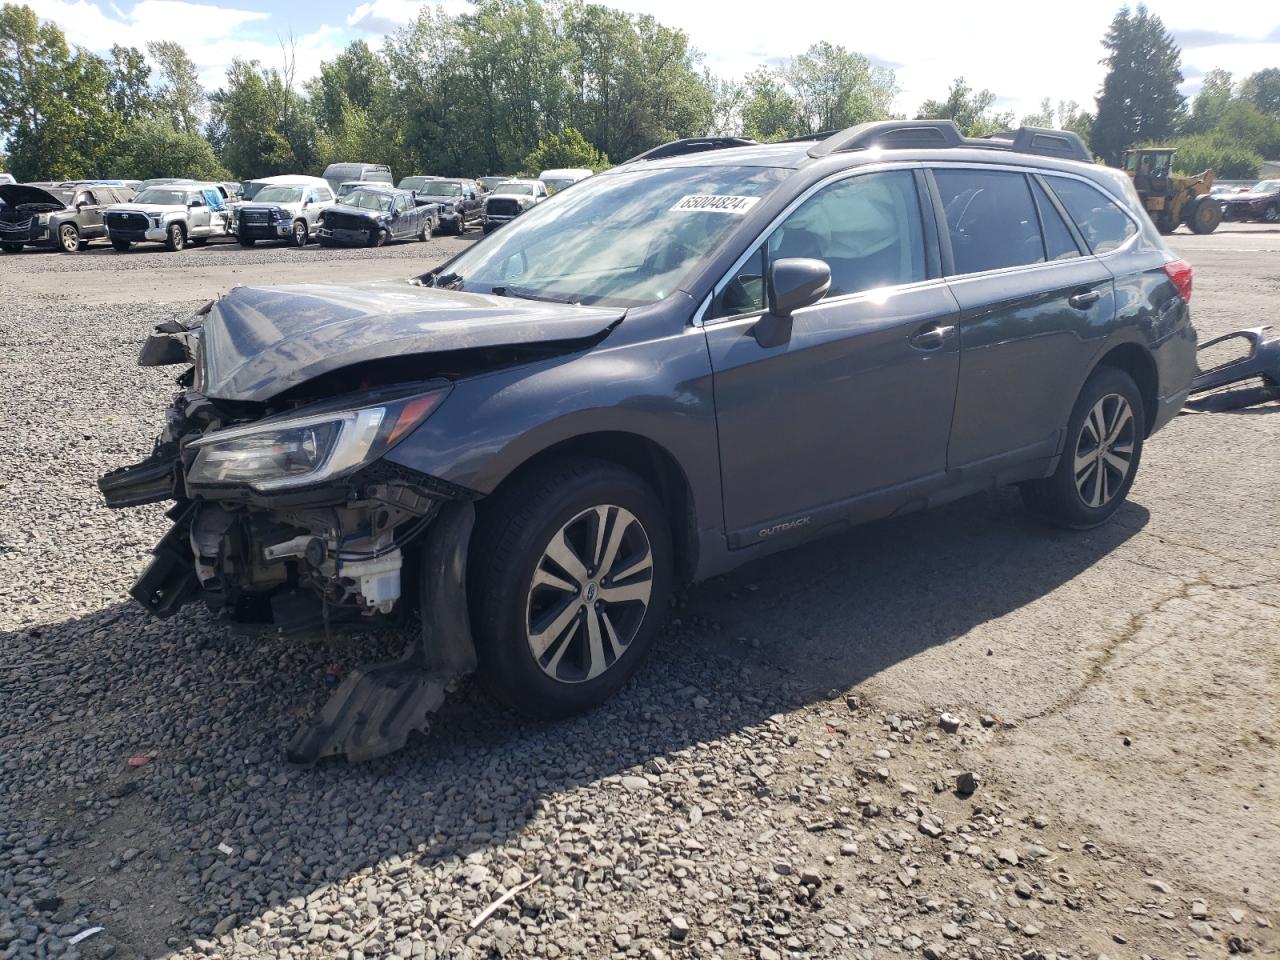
xmin=286 ymin=501 xmax=478 ymax=765
xmin=1186 ymin=326 xmax=1280 ymax=412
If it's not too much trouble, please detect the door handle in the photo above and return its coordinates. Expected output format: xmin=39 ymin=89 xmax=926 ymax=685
xmin=909 ymin=323 xmax=954 ymax=350
xmin=1068 ymin=289 xmax=1102 ymax=310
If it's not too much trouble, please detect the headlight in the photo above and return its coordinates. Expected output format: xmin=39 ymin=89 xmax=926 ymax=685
xmin=149 ymin=214 xmax=162 ymax=227
xmin=186 ymin=390 xmax=447 ymax=491
xmin=269 ymin=208 xmax=284 ymax=222
xmin=37 ymin=213 xmax=51 ymax=223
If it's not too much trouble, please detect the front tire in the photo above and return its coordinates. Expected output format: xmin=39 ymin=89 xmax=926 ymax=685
xmin=58 ymin=223 xmax=82 ymax=253
xmin=110 ymin=239 xmax=130 ymax=252
xmin=469 ymin=459 xmax=673 ymax=718
xmin=164 ymin=222 xmax=186 ymax=252
xmin=1264 ymin=204 xmax=1280 ymax=224
xmin=2 ymin=242 xmax=24 ymax=253
xmin=291 ymin=220 xmax=308 ymax=247
xmin=1021 ymin=366 xmax=1145 ymax=529
xmin=1187 ymin=196 xmax=1221 ymax=234
xmin=238 ymin=237 xmax=256 ymax=247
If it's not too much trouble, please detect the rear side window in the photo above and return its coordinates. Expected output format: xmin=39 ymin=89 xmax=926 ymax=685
xmin=934 ymin=169 xmax=1044 ymax=274
xmin=1031 ymin=179 xmax=1081 ymax=261
xmin=1046 ymin=176 xmax=1137 ymax=254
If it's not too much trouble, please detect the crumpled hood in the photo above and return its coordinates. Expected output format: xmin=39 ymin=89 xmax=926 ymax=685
xmin=0 ymin=184 xmax=68 ymax=209
xmin=326 ymin=204 xmax=385 ymax=220
xmin=199 ymin=279 xmax=623 ymax=402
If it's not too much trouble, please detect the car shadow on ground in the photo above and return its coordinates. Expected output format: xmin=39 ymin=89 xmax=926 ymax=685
xmin=0 ymin=487 xmax=1148 ymax=954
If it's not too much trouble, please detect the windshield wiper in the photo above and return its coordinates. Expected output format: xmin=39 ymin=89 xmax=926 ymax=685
xmin=491 ymin=285 xmax=579 ymax=305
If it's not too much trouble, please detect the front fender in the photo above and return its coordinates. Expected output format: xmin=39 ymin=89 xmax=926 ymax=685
xmin=382 ymin=311 xmax=723 ymax=554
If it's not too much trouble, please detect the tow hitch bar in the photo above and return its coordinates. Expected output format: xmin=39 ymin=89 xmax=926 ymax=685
xmin=286 ymin=502 xmax=478 ymax=766
xmin=1186 ymin=326 xmax=1280 ymax=412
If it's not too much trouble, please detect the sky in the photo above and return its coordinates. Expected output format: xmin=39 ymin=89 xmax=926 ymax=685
xmin=21 ymin=0 xmax=1280 ymax=120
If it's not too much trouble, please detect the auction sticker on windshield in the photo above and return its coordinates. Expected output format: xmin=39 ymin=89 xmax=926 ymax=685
xmin=670 ymin=195 xmax=761 ymax=214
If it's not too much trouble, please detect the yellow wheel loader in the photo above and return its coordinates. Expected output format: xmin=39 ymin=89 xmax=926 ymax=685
xmin=1123 ymin=147 xmax=1221 ymax=235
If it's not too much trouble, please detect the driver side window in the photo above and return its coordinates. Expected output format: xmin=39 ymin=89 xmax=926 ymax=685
xmin=708 ymin=169 xmax=926 ymax=320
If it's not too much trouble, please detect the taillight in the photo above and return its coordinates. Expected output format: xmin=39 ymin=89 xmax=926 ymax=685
xmin=1164 ymin=258 xmax=1193 ymax=303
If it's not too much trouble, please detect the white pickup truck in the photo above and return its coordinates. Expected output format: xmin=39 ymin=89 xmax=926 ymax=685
xmin=104 ymin=183 xmax=230 ymax=252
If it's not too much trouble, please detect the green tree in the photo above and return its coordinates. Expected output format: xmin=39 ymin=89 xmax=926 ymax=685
xmin=523 ymin=127 xmax=606 ymax=172
xmin=116 ymin=119 xmax=227 ymax=179
xmin=107 ymin=44 xmax=151 ymax=123
xmin=1169 ymin=134 xmax=1261 ymax=179
xmin=1187 ymin=68 xmax=1234 ymax=134
xmin=1214 ymin=99 xmax=1280 ymax=160
xmin=1091 ymin=4 xmax=1185 ymax=164
xmin=0 ymin=5 xmax=122 ymax=179
xmin=148 ymin=40 xmax=205 ymax=135
xmin=1239 ymin=68 xmax=1280 ymax=121
xmin=1056 ymin=101 xmax=1094 ymax=145
xmin=917 ymin=77 xmax=1014 ymax=137
xmin=1021 ymin=97 xmax=1055 ymax=128
xmin=210 ymin=56 xmax=318 ymax=177
xmin=785 ymin=42 xmax=896 ymax=134
xmin=740 ymin=67 xmax=800 ymax=141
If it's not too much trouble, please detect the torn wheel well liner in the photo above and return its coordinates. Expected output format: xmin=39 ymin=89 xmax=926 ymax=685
xmin=1096 ymin=343 xmax=1158 ymax=436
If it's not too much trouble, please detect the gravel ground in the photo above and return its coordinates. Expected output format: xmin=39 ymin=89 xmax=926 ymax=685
xmin=0 ymin=229 xmax=1276 ymax=960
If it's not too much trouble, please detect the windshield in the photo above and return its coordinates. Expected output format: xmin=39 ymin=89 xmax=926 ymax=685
xmin=398 ymin=177 xmax=429 ymax=191
xmin=480 ymin=177 xmax=507 ymax=189
xmin=254 ymin=186 xmax=304 ymax=204
xmin=422 ymin=180 xmax=462 ymax=197
xmin=1249 ymin=180 xmax=1280 ymax=193
xmin=241 ymin=180 xmax=268 ymax=199
xmin=437 ymin=165 xmax=787 ymax=307
xmin=496 ymin=183 xmax=536 ymax=196
xmin=134 ymin=188 xmax=191 ymax=206
xmin=543 ymin=179 xmax=575 ymax=194
xmin=342 ymin=189 xmax=393 ymax=212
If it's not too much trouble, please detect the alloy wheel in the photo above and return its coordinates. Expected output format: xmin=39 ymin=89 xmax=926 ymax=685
xmin=1073 ymin=393 xmax=1135 ymax=509
xmin=293 ymin=222 xmax=307 ymax=246
xmin=1266 ymin=205 xmax=1279 ymax=224
xmin=60 ymin=225 xmax=79 ymax=252
xmin=525 ymin=505 xmax=654 ymax=684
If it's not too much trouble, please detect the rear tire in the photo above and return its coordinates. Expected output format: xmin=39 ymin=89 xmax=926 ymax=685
xmin=1021 ymin=366 xmax=1145 ymax=529
xmin=164 ymin=222 xmax=186 ymax=252
xmin=110 ymin=239 xmax=130 ymax=252
xmin=468 ymin=459 xmax=673 ymax=718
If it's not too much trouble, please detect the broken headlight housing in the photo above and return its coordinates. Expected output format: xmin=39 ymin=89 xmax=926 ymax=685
xmin=187 ymin=390 xmax=446 ymax=492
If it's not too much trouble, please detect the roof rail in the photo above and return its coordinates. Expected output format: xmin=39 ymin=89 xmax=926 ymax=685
xmin=623 ymin=137 xmax=758 ymax=164
xmin=807 ymin=120 xmax=965 ymax=158
xmin=977 ymin=127 xmax=1093 ymax=163
xmin=807 ymin=119 xmax=1093 ymax=164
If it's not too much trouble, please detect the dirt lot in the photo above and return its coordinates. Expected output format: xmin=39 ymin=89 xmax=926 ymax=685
xmin=0 ymin=225 xmax=1276 ymax=960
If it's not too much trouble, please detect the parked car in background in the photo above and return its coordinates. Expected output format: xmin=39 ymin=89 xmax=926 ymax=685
xmin=1 ymin=182 xmax=135 ymax=253
xmin=481 ymin=178 xmax=548 ymax=233
xmin=104 ymin=182 xmax=229 ymax=251
xmin=1221 ymin=179 xmax=1280 ymax=222
xmin=234 ymin=177 xmax=335 ymax=248
xmin=316 ymin=185 xmax=437 ymax=246
xmin=415 ymin=178 xmax=482 ymax=234
xmin=0 ymin=173 xmax=15 ymax=185
xmin=337 ymin=180 xmax=389 ymax=200
xmin=396 ymin=175 xmax=439 ymax=193
xmin=322 ymin=163 xmax=392 ymax=195
xmin=477 ymin=176 xmax=510 ymax=193
xmin=100 ymin=122 xmax=1198 ymax=759
xmin=538 ymin=167 xmax=594 ymax=194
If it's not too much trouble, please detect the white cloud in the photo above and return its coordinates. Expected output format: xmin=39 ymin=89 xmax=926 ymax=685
xmin=25 ymin=0 xmax=349 ymax=90
xmin=346 ymin=0 xmax=468 ymax=34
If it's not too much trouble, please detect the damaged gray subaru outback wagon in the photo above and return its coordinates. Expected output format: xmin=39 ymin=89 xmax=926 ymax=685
xmin=102 ymin=121 xmax=1198 ymax=763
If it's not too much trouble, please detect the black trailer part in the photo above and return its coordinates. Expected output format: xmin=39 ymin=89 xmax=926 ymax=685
xmin=286 ymin=500 xmax=479 ymax=765
xmin=1185 ymin=327 xmax=1280 ymax=412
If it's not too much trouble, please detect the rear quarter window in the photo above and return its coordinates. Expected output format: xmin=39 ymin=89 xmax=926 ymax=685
xmin=1046 ymin=176 xmax=1137 ymax=254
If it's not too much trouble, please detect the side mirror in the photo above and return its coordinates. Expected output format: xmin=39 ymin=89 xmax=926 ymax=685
xmin=752 ymin=258 xmax=831 ymax=348
xmin=769 ymin=258 xmax=831 ymax=318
